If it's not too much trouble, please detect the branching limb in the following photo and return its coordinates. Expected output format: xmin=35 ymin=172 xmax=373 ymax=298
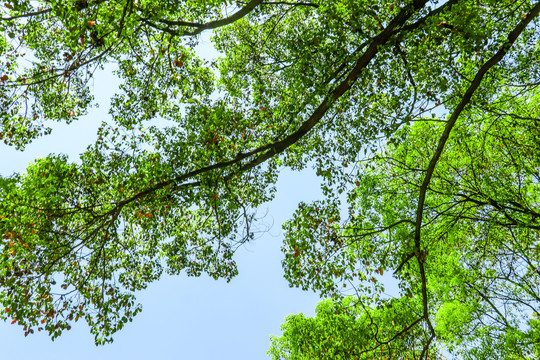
xmin=0 ymin=8 xmax=51 ymax=21
xmin=412 ymin=0 xmax=540 ymax=347
xmin=147 ymin=0 xmax=263 ymax=36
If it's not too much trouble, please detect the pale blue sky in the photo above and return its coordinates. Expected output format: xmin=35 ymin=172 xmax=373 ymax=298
xmin=0 ymin=33 xmax=324 ymax=359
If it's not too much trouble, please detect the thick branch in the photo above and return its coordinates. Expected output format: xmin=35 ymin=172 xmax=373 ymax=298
xmin=414 ymin=2 xmax=540 ymax=243
xmin=239 ymin=0 xmax=429 ymax=171
xmin=153 ymin=0 xmax=263 ymax=36
xmin=109 ymin=1 xmax=430 ymax=212
xmin=412 ymin=0 xmax=540 ymax=343
xmin=397 ymin=0 xmax=459 ymax=33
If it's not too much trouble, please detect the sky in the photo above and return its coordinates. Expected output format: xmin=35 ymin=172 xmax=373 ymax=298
xmin=0 ymin=33 xmax=324 ymax=359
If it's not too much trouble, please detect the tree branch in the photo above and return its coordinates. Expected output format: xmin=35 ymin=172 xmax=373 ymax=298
xmin=260 ymin=1 xmax=318 ymax=7
xmin=151 ymin=0 xmax=263 ymax=36
xmin=414 ymin=2 xmax=540 ymax=243
xmin=397 ymin=0 xmax=459 ymax=34
xmin=106 ymin=0 xmax=431 ymax=213
xmin=412 ymin=0 xmax=540 ymax=344
xmin=239 ymin=0 xmax=430 ymax=172
xmin=0 ymin=8 xmax=51 ymax=21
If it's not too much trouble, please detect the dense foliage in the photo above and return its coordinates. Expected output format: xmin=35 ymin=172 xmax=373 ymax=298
xmin=1 ymin=0 xmax=539 ymax=356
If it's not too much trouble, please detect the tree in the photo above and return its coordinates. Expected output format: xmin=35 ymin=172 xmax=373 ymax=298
xmin=0 ymin=0 xmax=539 ymax=354
xmin=276 ymin=111 xmax=540 ymax=358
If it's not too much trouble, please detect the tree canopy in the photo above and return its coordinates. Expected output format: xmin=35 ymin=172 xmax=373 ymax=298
xmin=1 ymin=0 xmax=539 ymax=356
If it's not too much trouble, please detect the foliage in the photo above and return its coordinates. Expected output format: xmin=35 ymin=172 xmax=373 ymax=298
xmin=1 ymin=0 xmax=540 ymax=355
xmin=275 ymin=109 xmax=540 ymax=358
xmin=268 ymin=296 xmax=428 ymax=360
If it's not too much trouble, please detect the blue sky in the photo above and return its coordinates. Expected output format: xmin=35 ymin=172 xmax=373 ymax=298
xmin=0 ymin=33 xmax=324 ymax=359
